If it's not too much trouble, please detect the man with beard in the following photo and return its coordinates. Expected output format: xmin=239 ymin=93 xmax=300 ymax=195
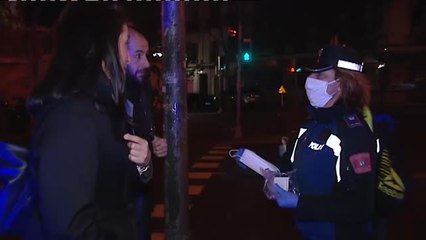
xmin=126 ymin=27 xmax=168 ymax=240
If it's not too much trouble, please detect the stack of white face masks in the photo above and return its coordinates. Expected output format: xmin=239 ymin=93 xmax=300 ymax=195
xmin=229 ymin=148 xmax=289 ymax=191
xmin=229 ymin=148 xmax=279 ymax=175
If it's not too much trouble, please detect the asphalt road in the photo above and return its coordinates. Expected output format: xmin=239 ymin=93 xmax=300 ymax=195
xmin=1 ymin=101 xmax=425 ymax=240
xmin=182 ymin=104 xmax=426 ymax=240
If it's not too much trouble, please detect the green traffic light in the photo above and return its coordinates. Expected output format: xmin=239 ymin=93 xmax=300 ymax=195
xmin=243 ymin=52 xmax=250 ymax=61
xmin=296 ymin=67 xmax=302 ymax=73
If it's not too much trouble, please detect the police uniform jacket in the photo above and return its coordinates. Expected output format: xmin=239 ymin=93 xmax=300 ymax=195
xmin=291 ymin=104 xmax=377 ymax=240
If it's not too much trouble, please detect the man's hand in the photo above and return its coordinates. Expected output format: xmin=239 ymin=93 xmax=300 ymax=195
xmin=152 ymin=136 xmax=167 ymax=158
xmin=123 ymin=133 xmax=151 ymax=166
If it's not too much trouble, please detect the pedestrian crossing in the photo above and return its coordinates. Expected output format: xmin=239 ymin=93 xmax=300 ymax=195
xmin=191 ymin=162 xmax=221 ymax=169
xmin=188 ymin=172 xmax=214 ymax=180
xmin=150 ymin=144 xmax=232 ymax=239
xmin=200 ymin=155 xmax=226 ymax=161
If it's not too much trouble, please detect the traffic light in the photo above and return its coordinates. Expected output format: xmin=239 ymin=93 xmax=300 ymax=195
xmin=227 ymin=26 xmax=237 ymax=37
xmin=289 ymin=67 xmax=302 ymax=73
xmin=243 ymin=52 xmax=251 ymax=62
xmin=242 ymin=38 xmax=252 ymax=63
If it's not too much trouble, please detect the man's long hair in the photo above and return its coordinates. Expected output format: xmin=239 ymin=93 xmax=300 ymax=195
xmin=29 ymin=4 xmax=127 ymax=109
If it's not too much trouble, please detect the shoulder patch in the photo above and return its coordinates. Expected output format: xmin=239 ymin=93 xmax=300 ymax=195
xmin=349 ymin=153 xmax=372 ymax=174
xmin=343 ymin=113 xmax=363 ymax=128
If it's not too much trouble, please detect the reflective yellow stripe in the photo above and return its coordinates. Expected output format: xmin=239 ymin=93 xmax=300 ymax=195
xmin=362 ymin=106 xmax=373 ymax=131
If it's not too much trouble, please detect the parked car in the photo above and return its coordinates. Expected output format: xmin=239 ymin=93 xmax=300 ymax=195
xmin=223 ymin=85 xmax=263 ymax=111
xmin=187 ymin=93 xmax=220 ymax=113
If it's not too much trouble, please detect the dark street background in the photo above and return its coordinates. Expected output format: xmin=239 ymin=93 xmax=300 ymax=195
xmin=1 ymin=2 xmax=426 ymax=240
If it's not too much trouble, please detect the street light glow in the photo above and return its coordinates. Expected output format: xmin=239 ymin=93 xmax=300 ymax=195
xmin=153 ymin=52 xmax=163 ymax=57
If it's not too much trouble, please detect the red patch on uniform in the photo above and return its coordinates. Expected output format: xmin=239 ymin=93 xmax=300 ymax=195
xmin=349 ymin=153 xmax=372 ymax=174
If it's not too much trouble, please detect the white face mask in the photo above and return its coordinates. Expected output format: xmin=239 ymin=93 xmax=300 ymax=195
xmin=229 ymin=148 xmax=280 ymax=176
xmin=305 ymin=77 xmax=339 ymax=108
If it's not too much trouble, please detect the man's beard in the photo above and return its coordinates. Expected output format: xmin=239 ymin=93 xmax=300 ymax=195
xmin=126 ymin=68 xmax=151 ymax=89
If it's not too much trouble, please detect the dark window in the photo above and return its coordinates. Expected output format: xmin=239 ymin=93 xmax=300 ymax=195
xmin=187 ymin=43 xmax=198 ymax=65
xmin=210 ymin=40 xmax=218 ymax=62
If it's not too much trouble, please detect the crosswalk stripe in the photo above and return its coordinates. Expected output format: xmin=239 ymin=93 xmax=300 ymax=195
xmin=207 ymin=150 xmax=230 ymax=155
xmin=151 ymin=232 xmax=165 ymax=240
xmin=200 ymin=155 xmax=226 ymax=161
xmin=212 ymin=146 xmax=232 ymax=150
xmin=148 ymin=146 xmax=231 ymax=236
xmin=189 ymin=172 xmax=213 ymax=180
xmin=189 ymin=185 xmax=204 ymax=196
xmin=152 ymin=204 xmax=164 ymax=218
xmin=192 ymin=162 xmax=220 ymax=169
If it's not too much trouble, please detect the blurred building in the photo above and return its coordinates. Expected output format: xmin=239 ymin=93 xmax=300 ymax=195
xmin=184 ymin=2 xmax=245 ymax=96
xmin=0 ymin=3 xmax=55 ymax=104
xmin=1 ymin=1 xmax=425 ymax=110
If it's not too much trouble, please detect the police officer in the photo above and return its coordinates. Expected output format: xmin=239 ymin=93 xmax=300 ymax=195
xmin=264 ymin=45 xmax=377 ymax=240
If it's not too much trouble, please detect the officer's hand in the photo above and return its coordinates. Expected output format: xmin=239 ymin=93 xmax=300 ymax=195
xmin=278 ymin=136 xmax=288 ymax=157
xmin=261 ymin=168 xmax=281 ymax=200
xmin=273 ymin=184 xmax=299 ymax=208
xmin=152 ymin=136 xmax=168 ymax=158
xmin=124 ymin=134 xmax=151 ymax=166
xmin=261 ymin=168 xmax=279 ymax=182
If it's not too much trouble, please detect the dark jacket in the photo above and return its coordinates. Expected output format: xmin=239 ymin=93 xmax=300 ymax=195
xmin=292 ymin=105 xmax=377 ymax=240
xmin=126 ymin=79 xmax=154 ymax=143
xmin=25 ymin=95 xmax=144 ymax=240
xmin=126 ymin=78 xmax=155 ymax=240
xmin=125 ymin=79 xmax=154 ymax=185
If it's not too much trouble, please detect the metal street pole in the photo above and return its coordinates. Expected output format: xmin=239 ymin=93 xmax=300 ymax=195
xmin=234 ymin=3 xmax=242 ymax=139
xmin=161 ymin=2 xmax=189 ymax=240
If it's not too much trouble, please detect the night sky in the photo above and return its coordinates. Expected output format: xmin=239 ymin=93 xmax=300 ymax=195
xmin=252 ymin=0 xmax=389 ymax=53
xmin=121 ymin=0 xmax=396 ymax=53
xmin=120 ymin=0 xmax=383 ymax=53
xmin=19 ymin=0 xmax=425 ymax=54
